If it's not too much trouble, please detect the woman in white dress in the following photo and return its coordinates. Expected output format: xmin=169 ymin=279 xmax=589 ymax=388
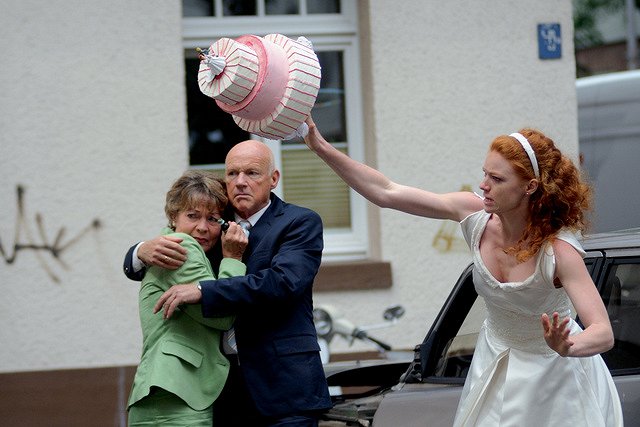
xmin=303 ymin=118 xmax=623 ymax=426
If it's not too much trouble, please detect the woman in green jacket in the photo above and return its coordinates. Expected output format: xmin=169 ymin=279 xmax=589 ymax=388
xmin=128 ymin=170 xmax=248 ymax=426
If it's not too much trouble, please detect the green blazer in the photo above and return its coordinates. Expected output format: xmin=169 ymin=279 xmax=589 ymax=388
xmin=127 ymin=231 xmax=246 ymax=411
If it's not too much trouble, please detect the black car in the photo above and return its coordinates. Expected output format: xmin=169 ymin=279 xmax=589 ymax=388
xmin=321 ymin=228 xmax=640 ymax=426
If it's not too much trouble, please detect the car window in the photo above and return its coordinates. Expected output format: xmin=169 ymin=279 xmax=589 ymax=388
xmin=600 ymin=260 xmax=640 ymax=373
xmin=584 ymin=256 xmax=600 ymax=277
xmin=436 ymin=296 xmax=486 ymax=378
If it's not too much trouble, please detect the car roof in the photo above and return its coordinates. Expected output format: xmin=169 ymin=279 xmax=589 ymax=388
xmin=576 ymin=69 xmax=640 ymax=105
xmin=582 ymin=228 xmax=640 ymax=251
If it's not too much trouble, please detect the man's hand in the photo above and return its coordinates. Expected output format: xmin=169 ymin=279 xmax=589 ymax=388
xmin=138 ymin=235 xmax=187 ymax=270
xmin=541 ymin=312 xmax=574 ymax=356
xmin=154 ymin=284 xmax=202 ymax=319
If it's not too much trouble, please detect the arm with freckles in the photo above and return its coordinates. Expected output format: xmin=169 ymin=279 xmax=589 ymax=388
xmin=542 ymin=240 xmax=614 ymax=357
xmin=304 ymin=117 xmax=483 ymax=222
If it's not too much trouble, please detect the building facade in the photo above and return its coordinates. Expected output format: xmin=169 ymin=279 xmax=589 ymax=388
xmin=0 ymin=0 xmax=577 ymax=424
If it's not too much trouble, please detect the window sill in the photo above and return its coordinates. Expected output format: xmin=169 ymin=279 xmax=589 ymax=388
xmin=314 ymin=260 xmax=392 ymax=292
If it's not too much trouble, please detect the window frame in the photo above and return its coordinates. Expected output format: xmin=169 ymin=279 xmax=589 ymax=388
xmin=596 ymin=253 xmax=640 ymax=376
xmin=181 ymin=0 xmax=369 ymax=260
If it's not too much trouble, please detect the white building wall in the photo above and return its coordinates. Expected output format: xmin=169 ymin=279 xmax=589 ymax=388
xmin=318 ymin=0 xmax=578 ymax=354
xmin=0 ymin=0 xmax=578 ymax=370
xmin=0 ymin=0 xmax=186 ymax=372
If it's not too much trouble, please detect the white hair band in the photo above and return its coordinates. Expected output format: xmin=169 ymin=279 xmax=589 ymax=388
xmin=509 ymin=132 xmax=540 ymax=179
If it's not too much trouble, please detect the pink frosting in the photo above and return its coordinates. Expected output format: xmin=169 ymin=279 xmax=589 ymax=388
xmin=216 ymin=35 xmax=289 ymax=121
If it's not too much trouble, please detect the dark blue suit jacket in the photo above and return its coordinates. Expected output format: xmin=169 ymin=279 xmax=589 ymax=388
xmin=124 ymin=193 xmax=331 ymax=417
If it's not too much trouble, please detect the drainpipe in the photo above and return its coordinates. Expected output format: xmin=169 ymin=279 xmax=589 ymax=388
xmin=627 ymin=0 xmax=638 ymax=69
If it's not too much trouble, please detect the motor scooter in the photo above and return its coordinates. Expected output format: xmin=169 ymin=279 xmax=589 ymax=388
xmin=313 ymin=304 xmax=406 ymax=364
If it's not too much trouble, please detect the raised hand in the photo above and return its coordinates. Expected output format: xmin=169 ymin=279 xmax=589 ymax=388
xmin=303 ymin=115 xmax=324 ymax=152
xmin=541 ymin=312 xmax=574 ymax=356
xmin=221 ymin=222 xmax=248 ymax=260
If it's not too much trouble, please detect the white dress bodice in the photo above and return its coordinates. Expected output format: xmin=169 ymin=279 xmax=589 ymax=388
xmin=452 ymin=211 xmax=623 ymax=427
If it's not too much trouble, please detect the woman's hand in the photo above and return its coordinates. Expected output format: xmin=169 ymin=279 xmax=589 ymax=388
xmin=541 ymin=312 xmax=574 ymax=356
xmin=303 ymin=115 xmax=325 ymax=153
xmin=221 ymin=222 xmax=248 ymax=260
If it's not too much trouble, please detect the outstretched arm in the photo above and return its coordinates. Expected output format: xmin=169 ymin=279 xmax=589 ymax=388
xmin=304 ymin=117 xmax=482 ymax=222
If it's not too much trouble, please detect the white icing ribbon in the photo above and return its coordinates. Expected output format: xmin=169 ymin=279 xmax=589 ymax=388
xmin=509 ymin=132 xmax=540 ymax=179
xmin=202 ymin=53 xmax=226 ymax=83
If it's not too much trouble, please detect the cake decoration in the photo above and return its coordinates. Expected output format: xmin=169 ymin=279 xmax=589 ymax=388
xmin=197 ymin=34 xmax=321 ymax=140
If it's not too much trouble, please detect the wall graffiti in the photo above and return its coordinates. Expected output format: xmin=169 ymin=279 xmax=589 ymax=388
xmin=0 ymin=185 xmax=102 ymax=283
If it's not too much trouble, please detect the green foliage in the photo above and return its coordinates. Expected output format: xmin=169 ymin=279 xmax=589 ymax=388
xmin=573 ymin=0 xmax=640 ymax=48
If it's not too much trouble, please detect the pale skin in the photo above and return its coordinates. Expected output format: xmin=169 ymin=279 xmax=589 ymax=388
xmin=142 ymin=141 xmax=280 ymax=319
xmin=303 ymin=116 xmax=613 ymax=357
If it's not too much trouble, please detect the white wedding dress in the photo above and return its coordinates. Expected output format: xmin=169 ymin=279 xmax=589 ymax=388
xmin=453 ymin=211 xmax=623 ymax=427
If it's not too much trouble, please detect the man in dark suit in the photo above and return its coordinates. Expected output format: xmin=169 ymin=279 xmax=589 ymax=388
xmin=123 ymin=140 xmax=331 ymax=426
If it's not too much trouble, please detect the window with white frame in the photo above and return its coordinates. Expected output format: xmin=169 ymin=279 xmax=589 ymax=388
xmin=182 ymin=0 xmax=367 ymax=261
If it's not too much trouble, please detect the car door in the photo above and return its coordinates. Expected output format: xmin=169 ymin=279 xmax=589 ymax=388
xmin=593 ymin=249 xmax=640 ymax=423
xmin=374 ymin=265 xmax=484 ymax=427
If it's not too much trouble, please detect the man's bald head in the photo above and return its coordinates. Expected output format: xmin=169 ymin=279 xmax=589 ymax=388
xmin=224 ymin=140 xmax=280 ymax=219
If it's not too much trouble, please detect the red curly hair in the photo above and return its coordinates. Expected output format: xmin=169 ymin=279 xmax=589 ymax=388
xmin=489 ymin=129 xmax=592 ymax=261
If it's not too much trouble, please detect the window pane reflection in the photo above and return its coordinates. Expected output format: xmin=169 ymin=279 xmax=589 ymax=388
xmin=602 ymin=263 xmax=640 ymax=371
xmin=183 ymin=0 xmax=214 ymax=16
xmin=266 ymin=0 xmax=299 ymax=15
xmin=223 ymin=0 xmax=256 ymax=16
xmin=307 ymin=0 xmax=340 ymax=14
xmin=185 ymin=56 xmax=250 ymax=165
xmin=285 ymin=50 xmax=346 ymax=145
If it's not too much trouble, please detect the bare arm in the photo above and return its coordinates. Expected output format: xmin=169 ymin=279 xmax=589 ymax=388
xmin=304 ymin=117 xmax=482 ymax=221
xmin=542 ymin=240 xmax=614 ymax=357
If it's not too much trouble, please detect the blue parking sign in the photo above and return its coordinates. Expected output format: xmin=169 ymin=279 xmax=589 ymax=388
xmin=538 ymin=23 xmax=562 ymax=59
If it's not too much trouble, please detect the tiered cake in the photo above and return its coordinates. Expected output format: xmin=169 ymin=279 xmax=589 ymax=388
xmin=198 ymin=34 xmax=321 ymax=140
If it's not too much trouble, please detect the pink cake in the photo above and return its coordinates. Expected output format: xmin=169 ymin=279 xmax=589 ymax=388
xmin=198 ymin=33 xmax=321 ymax=140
